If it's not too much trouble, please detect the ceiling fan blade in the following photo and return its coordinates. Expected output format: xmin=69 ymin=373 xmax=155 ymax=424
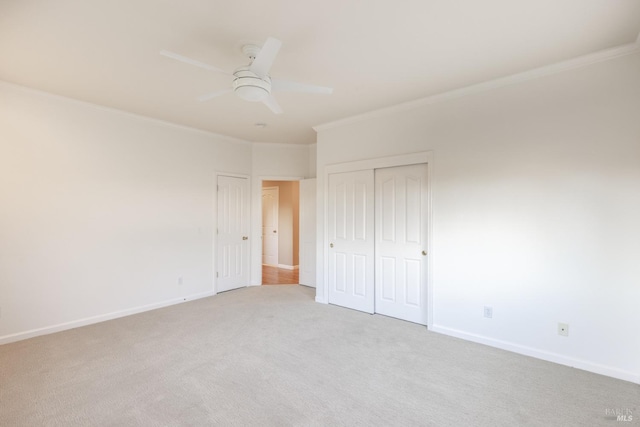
xmin=160 ymin=50 xmax=229 ymax=75
xmin=250 ymin=37 xmax=282 ymax=78
xmin=197 ymin=88 xmax=232 ymax=102
xmin=271 ymin=78 xmax=333 ymax=94
xmin=263 ymin=95 xmax=283 ymax=114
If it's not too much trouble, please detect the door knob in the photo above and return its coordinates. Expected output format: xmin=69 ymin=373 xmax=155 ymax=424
xmin=422 ymin=250 xmax=427 ymax=256
xmin=273 ymin=230 xmax=277 ymax=233
xmin=330 ymin=243 xmax=334 ymax=248
xmin=242 ymin=236 xmax=248 ymax=240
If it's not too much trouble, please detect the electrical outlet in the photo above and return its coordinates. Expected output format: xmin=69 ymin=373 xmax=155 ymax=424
xmin=558 ymin=323 xmax=569 ymax=337
xmin=177 ymin=276 xmax=183 ymax=285
xmin=483 ymin=306 xmax=493 ymax=319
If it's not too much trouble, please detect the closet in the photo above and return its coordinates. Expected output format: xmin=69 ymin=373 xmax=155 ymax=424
xmin=327 ymin=163 xmax=429 ymax=325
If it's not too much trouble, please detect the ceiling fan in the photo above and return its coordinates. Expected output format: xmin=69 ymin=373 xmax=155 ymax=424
xmin=160 ymin=37 xmax=333 ymax=114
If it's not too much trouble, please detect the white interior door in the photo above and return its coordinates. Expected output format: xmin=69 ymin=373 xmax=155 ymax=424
xmin=299 ymin=178 xmax=316 ymax=287
xmin=327 ymin=170 xmax=375 ymax=313
xmin=262 ymin=186 xmax=279 ymax=266
xmin=375 ymin=164 xmax=429 ymax=324
xmin=217 ymin=175 xmax=250 ymax=293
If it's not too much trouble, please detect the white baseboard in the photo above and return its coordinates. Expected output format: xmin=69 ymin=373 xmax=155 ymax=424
xmin=0 ymin=290 xmax=215 ymax=346
xmin=431 ymin=324 xmax=639 ymax=385
xmin=277 ymin=264 xmax=299 ymax=270
xmin=299 ymin=283 xmax=316 ymax=288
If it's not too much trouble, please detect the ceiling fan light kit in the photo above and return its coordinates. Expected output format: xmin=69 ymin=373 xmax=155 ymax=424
xmin=160 ymin=37 xmax=333 ymax=114
xmin=232 ymin=67 xmax=272 ymax=102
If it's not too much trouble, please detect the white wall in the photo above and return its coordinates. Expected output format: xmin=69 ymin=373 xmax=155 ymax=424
xmin=308 ymin=143 xmax=317 ymax=178
xmin=0 ymin=81 xmax=252 ymax=342
xmin=315 ymin=52 xmax=640 ymax=383
xmin=250 ymin=143 xmax=310 ymax=284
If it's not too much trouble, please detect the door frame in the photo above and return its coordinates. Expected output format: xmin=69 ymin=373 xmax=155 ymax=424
xmin=321 ymin=151 xmax=433 ymax=327
xmin=214 ymin=171 xmax=251 ymax=295
xmin=254 ymin=175 xmax=304 ymax=286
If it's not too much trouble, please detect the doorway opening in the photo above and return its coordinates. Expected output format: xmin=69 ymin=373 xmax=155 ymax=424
xmin=261 ymin=180 xmax=300 ymax=285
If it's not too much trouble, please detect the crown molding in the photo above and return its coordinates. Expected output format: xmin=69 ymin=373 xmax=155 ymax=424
xmin=251 ymin=141 xmax=310 ymax=149
xmin=314 ymin=41 xmax=640 ymax=133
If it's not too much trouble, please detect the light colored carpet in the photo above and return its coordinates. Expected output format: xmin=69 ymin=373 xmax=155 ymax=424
xmin=0 ymin=285 xmax=637 ymax=426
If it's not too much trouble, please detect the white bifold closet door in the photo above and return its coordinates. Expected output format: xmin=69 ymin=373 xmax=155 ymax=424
xmin=327 ymin=164 xmax=428 ymax=324
xmin=374 ymin=164 xmax=429 ymax=325
xmin=327 ymin=170 xmax=375 ymax=313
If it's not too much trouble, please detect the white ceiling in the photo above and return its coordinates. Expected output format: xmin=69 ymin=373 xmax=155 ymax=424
xmin=1 ymin=0 xmax=639 ymax=145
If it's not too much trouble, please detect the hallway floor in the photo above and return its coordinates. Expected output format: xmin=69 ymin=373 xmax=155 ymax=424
xmin=262 ymin=265 xmax=299 ymax=285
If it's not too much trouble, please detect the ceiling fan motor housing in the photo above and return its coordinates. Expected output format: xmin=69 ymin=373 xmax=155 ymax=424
xmin=233 ymin=67 xmax=271 ymax=102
